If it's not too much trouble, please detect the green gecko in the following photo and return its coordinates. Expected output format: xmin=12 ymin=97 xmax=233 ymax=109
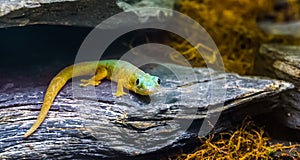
xmin=24 ymin=60 xmax=160 ymax=138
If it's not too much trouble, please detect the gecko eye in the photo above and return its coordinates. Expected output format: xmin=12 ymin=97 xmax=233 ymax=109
xmin=136 ymin=79 xmax=140 ymax=86
xmin=157 ymin=78 xmax=161 ymax=85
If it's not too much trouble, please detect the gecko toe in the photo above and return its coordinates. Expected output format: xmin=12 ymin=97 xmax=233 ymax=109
xmin=114 ymin=91 xmax=127 ymax=97
xmin=80 ymin=80 xmax=101 ymax=87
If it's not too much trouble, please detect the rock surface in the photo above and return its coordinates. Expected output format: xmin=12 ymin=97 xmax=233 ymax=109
xmin=259 ymin=21 xmax=300 ymax=38
xmin=255 ymin=44 xmax=300 ymax=130
xmin=0 ymin=63 xmax=293 ymax=159
xmin=0 ymin=0 xmax=176 ymax=28
xmin=0 ymin=0 xmax=122 ymax=28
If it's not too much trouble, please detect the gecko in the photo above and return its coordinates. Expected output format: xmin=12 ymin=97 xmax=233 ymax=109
xmin=24 ymin=60 xmax=161 ymax=138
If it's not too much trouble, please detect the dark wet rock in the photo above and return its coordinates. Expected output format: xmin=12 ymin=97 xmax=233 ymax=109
xmin=0 ymin=63 xmax=293 ymax=159
xmin=0 ymin=0 xmax=176 ymax=28
xmin=255 ymin=44 xmax=300 ymax=130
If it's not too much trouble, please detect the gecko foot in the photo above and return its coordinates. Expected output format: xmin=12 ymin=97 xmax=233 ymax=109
xmin=80 ymin=79 xmax=101 ymax=87
xmin=114 ymin=91 xmax=127 ymax=97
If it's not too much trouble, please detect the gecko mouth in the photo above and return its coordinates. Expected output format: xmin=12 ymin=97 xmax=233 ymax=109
xmin=138 ymin=88 xmax=160 ymax=95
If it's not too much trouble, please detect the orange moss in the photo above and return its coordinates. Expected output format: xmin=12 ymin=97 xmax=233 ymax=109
xmin=168 ymin=0 xmax=300 ymax=75
xmin=173 ymin=121 xmax=299 ymax=160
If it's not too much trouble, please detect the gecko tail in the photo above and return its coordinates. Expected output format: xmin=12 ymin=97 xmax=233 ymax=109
xmin=24 ymin=67 xmax=73 ymax=138
xmin=24 ymin=109 xmax=48 ymax=138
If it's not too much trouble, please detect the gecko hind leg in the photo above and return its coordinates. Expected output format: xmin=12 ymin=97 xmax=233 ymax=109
xmin=80 ymin=67 xmax=107 ymax=87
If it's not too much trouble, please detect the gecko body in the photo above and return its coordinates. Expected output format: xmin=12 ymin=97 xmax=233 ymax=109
xmin=24 ymin=60 xmax=160 ymax=138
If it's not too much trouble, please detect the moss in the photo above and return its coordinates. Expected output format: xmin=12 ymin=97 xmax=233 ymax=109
xmin=173 ymin=121 xmax=299 ymax=160
xmin=168 ymin=0 xmax=300 ymax=75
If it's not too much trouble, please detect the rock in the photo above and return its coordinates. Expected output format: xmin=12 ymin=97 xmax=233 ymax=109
xmin=255 ymin=44 xmax=300 ymax=130
xmin=0 ymin=0 xmax=121 ymax=28
xmin=0 ymin=63 xmax=293 ymax=159
xmin=258 ymin=21 xmax=300 ymax=38
xmin=0 ymin=0 xmax=176 ymax=28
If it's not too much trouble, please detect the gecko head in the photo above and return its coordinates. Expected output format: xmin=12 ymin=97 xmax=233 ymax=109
xmin=132 ymin=73 xmax=160 ymax=95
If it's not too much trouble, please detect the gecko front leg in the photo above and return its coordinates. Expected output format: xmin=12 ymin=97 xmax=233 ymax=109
xmin=114 ymin=79 xmax=127 ymax=97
